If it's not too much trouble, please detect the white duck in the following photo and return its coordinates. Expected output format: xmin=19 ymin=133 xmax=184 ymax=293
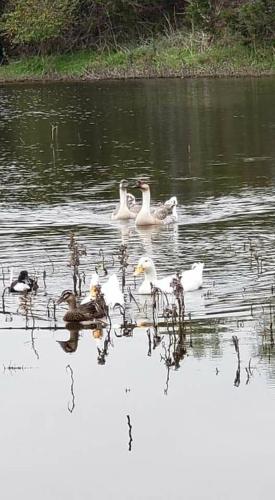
xmin=135 ymin=180 xmax=178 ymax=226
xmin=111 ymin=179 xmax=137 ymax=220
xmin=133 ymin=256 xmax=204 ymax=294
xmin=81 ymin=273 xmax=124 ymax=309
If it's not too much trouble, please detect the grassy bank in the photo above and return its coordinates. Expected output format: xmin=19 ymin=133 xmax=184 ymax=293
xmin=1 ymin=33 xmax=275 ymax=82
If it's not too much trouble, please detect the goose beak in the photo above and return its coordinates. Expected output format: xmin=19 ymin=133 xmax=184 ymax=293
xmin=133 ymin=264 xmax=144 ymax=276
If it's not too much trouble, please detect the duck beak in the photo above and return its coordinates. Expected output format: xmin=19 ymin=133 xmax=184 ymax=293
xmin=56 ymin=296 xmax=64 ymax=305
xmin=92 ymin=329 xmax=103 ymax=339
xmin=133 ymin=264 xmax=144 ymax=276
xmin=89 ymin=285 xmax=98 ymax=298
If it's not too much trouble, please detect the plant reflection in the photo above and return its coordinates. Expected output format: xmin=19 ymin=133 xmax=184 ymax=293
xmin=127 ymin=415 xmax=133 ymax=452
xmin=66 ymin=364 xmax=75 ymax=413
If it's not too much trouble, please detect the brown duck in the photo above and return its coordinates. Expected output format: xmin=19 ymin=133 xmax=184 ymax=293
xmin=57 ymin=288 xmax=107 ymax=323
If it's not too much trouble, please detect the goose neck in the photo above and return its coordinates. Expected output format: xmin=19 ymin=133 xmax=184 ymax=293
xmin=119 ymin=187 xmax=128 ymax=209
xmin=141 ymin=189 xmax=151 ymax=214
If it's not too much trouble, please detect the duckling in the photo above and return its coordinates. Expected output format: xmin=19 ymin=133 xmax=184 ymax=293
xmin=9 ymin=270 xmax=38 ymax=293
xmin=111 ymin=179 xmax=137 ymax=220
xmin=135 ymin=180 xmax=178 ymax=226
xmin=57 ymin=289 xmax=107 ymax=323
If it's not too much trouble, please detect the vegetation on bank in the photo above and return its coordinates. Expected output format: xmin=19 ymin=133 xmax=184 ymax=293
xmin=0 ymin=35 xmax=274 ymax=82
xmin=0 ymin=0 xmax=274 ymax=80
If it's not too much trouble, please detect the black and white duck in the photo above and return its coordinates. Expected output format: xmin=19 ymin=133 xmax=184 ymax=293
xmin=9 ymin=270 xmax=38 ymax=293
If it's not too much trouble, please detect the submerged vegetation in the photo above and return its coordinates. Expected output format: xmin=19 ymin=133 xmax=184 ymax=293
xmin=0 ymin=0 xmax=275 ymax=80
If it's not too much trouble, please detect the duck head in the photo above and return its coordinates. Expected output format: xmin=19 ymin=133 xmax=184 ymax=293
xmin=57 ymin=290 xmax=75 ymax=305
xmin=18 ymin=270 xmax=29 ymax=282
xmin=133 ymin=256 xmax=154 ymax=276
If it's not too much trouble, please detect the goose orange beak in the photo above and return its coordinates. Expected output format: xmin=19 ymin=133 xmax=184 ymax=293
xmin=133 ymin=264 xmax=144 ymax=276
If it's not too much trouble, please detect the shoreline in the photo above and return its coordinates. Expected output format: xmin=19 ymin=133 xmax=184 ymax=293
xmin=0 ymin=42 xmax=274 ymax=83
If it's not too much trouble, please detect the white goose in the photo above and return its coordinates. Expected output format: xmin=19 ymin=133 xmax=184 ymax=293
xmin=133 ymin=256 xmax=204 ymax=294
xmin=135 ymin=180 xmax=178 ymax=226
xmin=111 ymin=179 xmax=137 ymax=220
xmin=81 ymin=273 xmax=124 ymax=309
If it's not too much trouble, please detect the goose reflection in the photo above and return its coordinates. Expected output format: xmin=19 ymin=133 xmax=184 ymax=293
xmin=115 ymin=221 xmax=135 ymax=246
xmin=134 ymin=223 xmax=179 ymax=255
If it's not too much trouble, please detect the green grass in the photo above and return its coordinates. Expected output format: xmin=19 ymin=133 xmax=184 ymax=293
xmin=1 ymin=32 xmax=275 ymax=82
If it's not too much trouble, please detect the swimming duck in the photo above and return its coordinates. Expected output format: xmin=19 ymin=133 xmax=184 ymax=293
xmin=111 ymin=179 xmax=137 ymax=220
xmin=81 ymin=273 xmax=124 ymax=309
xmin=57 ymin=289 xmax=107 ymax=323
xmin=135 ymin=180 xmax=178 ymax=226
xmin=9 ymin=270 xmax=38 ymax=293
xmin=133 ymin=256 xmax=204 ymax=294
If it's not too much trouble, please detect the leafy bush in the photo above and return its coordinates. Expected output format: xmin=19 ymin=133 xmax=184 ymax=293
xmin=1 ymin=0 xmax=78 ymax=52
xmin=236 ymin=0 xmax=275 ymax=46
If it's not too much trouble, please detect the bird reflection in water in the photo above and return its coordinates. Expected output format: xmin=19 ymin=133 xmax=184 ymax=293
xmin=91 ymin=327 xmax=112 ymax=365
xmin=57 ymin=325 xmax=80 ymax=353
xmin=134 ymin=223 xmax=179 ymax=255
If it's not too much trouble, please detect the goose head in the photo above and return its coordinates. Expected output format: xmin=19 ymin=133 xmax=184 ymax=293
xmin=119 ymin=179 xmax=129 ymax=191
xmin=135 ymin=179 xmax=150 ymax=192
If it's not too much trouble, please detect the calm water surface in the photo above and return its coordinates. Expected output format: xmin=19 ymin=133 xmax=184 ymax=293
xmin=1 ymin=78 xmax=275 ymax=500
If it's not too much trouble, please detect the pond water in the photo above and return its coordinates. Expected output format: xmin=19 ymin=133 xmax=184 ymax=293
xmin=1 ymin=78 xmax=275 ymax=500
